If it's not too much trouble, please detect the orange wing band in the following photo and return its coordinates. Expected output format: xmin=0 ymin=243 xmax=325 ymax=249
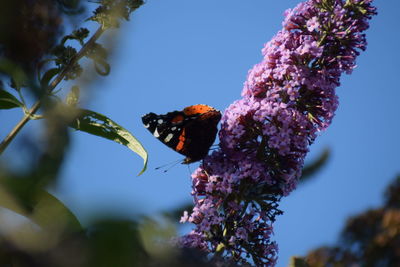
xmin=176 ymin=128 xmax=186 ymax=151
xmin=171 ymin=114 xmax=184 ymax=123
xmin=183 ymin=104 xmax=214 ymax=115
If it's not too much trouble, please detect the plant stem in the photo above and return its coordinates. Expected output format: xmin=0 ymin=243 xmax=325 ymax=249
xmin=0 ymin=27 xmax=105 ymax=155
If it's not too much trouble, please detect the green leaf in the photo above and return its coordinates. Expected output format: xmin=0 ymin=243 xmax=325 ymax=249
xmin=0 ymin=178 xmax=82 ymax=235
xmin=31 ymin=189 xmax=82 ymax=234
xmin=88 ymin=0 xmax=144 ymax=28
xmin=69 ymin=109 xmax=148 ymax=175
xmin=61 ymin=27 xmax=90 ymax=46
xmin=0 ymin=88 xmax=24 ymax=109
xmin=40 ymin=67 xmax=60 ymax=88
xmin=0 ymin=59 xmax=27 ymax=90
xmin=138 ymin=216 xmax=177 ymax=258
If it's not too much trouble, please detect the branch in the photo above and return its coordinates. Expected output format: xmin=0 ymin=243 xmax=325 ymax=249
xmin=0 ymin=27 xmax=105 ymax=155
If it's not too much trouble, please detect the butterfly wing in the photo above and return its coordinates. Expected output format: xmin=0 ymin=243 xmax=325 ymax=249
xmin=142 ymin=105 xmax=221 ymax=163
xmin=178 ymin=109 xmax=221 ymax=163
xmin=142 ymin=111 xmax=196 ymax=152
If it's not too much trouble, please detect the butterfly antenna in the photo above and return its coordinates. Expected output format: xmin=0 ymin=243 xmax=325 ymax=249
xmin=155 ymin=159 xmax=182 ymax=173
xmin=163 ymin=160 xmax=182 ymax=173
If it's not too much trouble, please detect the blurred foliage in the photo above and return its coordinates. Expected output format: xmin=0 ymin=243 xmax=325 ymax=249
xmin=0 ymin=209 xmax=227 ymax=267
xmin=299 ymin=148 xmax=330 ymax=183
xmin=0 ymin=0 xmax=147 ymax=171
xmin=0 ymin=0 xmax=155 ymax=266
xmin=288 ymin=257 xmax=310 ymax=267
xmin=0 ymin=0 xmax=85 ymax=71
xmin=301 ymin=175 xmax=400 ymax=267
xmin=89 ymin=0 xmax=144 ymax=29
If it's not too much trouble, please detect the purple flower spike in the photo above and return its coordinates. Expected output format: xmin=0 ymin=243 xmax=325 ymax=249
xmin=178 ymin=0 xmax=376 ymax=265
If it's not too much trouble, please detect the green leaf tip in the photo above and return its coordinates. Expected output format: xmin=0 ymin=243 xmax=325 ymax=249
xmin=0 ymin=88 xmax=24 ymax=109
xmin=69 ymin=108 xmax=148 ymax=175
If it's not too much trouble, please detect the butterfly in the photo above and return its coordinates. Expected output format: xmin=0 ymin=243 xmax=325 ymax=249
xmin=142 ymin=104 xmax=221 ymax=164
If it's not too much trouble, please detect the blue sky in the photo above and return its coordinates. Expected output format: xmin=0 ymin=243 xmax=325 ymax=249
xmin=1 ymin=0 xmax=399 ymax=266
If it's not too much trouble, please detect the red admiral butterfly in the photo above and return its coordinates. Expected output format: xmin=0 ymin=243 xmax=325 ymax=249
xmin=142 ymin=104 xmax=221 ymax=164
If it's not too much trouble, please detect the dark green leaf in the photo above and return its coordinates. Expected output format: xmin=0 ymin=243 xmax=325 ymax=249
xmin=0 ymin=88 xmax=24 ymax=109
xmin=88 ymin=0 xmax=144 ymax=28
xmin=127 ymin=0 xmax=144 ymax=14
xmin=40 ymin=68 xmax=60 ymax=88
xmin=61 ymin=27 xmax=90 ymax=46
xmin=52 ymin=45 xmax=83 ymax=80
xmin=87 ymin=220 xmax=147 ymax=267
xmin=0 ymin=59 xmax=27 ymax=90
xmin=69 ymin=109 xmax=148 ymax=175
xmin=32 ymin=189 xmax=82 ymax=234
xmin=0 ymin=177 xmax=82 ymax=234
xmin=300 ymin=147 xmax=330 ymax=183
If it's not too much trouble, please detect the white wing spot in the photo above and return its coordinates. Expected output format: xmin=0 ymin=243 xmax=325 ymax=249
xmin=164 ymin=133 xmax=173 ymax=143
xmin=171 ymin=127 xmax=176 ymax=131
xmin=153 ymin=128 xmax=160 ymax=138
xmin=157 ymin=119 xmax=163 ymax=124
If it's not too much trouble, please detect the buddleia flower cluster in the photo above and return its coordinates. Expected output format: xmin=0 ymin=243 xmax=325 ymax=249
xmin=178 ymin=0 xmax=377 ymax=265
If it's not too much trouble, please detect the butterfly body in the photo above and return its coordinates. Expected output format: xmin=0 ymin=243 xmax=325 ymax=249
xmin=142 ymin=104 xmax=221 ymax=163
